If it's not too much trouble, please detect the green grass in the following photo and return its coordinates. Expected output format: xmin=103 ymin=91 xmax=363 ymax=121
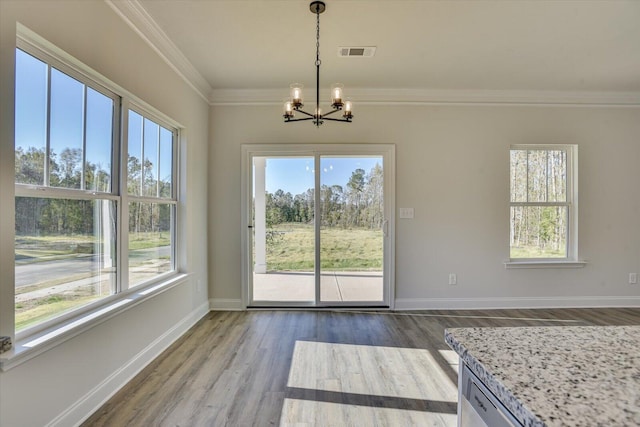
xmin=15 ymin=234 xmax=96 ymax=262
xmin=265 ymin=223 xmax=382 ymax=271
xmin=510 ymin=246 xmax=566 ymax=259
xmin=129 ymin=232 xmax=171 ymax=251
xmin=15 ymin=294 xmax=102 ymax=331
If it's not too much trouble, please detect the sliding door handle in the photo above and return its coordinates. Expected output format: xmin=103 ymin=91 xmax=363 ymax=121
xmin=382 ymin=219 xmax=389 ymax=237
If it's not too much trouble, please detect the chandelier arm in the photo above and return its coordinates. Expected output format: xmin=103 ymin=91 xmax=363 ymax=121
xmin=294 ymin=109 xmax=315 ymax=117
xmin=322 ymin=117 xmax=352 ymax=123
xmin=285 ymin=117 xmax=315 ymax=122
xmin=322 ymin=108 xmax=342 ymax=117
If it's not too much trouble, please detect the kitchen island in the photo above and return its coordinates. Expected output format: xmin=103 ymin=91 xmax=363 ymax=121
xmin=445 ymin=325 xmax=640 ymax=427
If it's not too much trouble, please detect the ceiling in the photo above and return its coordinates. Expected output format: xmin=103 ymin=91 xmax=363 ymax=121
xmin=117 ymin=0 xmax=640 ymax=104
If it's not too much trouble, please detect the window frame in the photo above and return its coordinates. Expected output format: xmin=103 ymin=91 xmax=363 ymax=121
xmin=507 ymin=144 xmax=582 ymax=268
xmin=12 ymin=26 xmax=183 ymax=344
xmin=121 ymin=104 xmax=179 ymax=291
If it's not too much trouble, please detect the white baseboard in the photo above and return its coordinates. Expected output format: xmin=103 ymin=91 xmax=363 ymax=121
xmin=209 ymin=298 xmax=244 ymax=311
xmin=50 ymin=301 xmax=210 ymax=427
xmin=394 ymin=296 xmax=640 ymax=311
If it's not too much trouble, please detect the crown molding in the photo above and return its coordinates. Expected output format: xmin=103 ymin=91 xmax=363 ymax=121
xmin=105 ymin=0 xmax=212 ymax=104
xmin=210 ymin=88 xmax=640 ymax=107
xmin=104 ymin=1 xmax=639 ymax=108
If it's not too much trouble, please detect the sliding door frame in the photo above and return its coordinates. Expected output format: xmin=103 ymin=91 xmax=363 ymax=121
xmin=240 ymin=144 xmax=396 ymax=309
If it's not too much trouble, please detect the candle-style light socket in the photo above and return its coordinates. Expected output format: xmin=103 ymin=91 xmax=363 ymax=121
xmin=343 ymin=99 xmax=353 ymax=119
xmin=283 ymin=100 xmax=294 ymax=119
xmin=290 ymin=83 xmax=304 ymax=108
xmin=331 ymin=83 xmax=344 ymax=108
xmin=313 ymin=107 xmax=323 ymax=126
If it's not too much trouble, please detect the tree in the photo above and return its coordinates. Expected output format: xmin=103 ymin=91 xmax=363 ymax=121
xmin=363 ymin=163 xmax=383 ymax=229
xmin=57 ymin=147 xmax=82 ymax=189
xmin=262 ymin=164 xmax=384 ymax=231
xmin=346 ymin=168 xmax=366 ymax=227
xmin=15 ymin=146 xmax=46 ymax=185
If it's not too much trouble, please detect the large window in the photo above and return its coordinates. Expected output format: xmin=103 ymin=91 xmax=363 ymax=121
xmin=14 ymin=44 xmax=178 ymax=334
xmin=509 ymin=145 xmax=577 ymax=260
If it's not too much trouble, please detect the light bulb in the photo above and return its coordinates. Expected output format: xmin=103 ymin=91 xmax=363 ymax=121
xmin=283 ymin=100 xmax=294 ymax=119
xmin=343 ymin=99 xmax=353 ymax=119
xmin=290 ymin=83 xmax=304 ymax=107
xmin=331 ymin=83 xmax=344 ymax=107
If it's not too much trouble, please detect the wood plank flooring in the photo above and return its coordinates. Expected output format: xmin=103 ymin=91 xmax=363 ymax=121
xmin=82 ymin=308 xmax=640 ymax=426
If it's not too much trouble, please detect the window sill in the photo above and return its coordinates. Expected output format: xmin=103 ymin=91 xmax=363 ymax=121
xmin=0 ymin=273 xmax=189 ymax=372
xmin=504 ymin=260 xmax=587 ymax=269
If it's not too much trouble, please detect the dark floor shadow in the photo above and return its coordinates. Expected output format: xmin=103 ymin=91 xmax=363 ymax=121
xmin=286 ymin=386 xmax=458 ymax=415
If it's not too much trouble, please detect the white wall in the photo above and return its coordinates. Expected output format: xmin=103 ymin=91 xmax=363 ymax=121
xmin=209 ymin=104 xmax=640 ymax=309
xmin=0 ymin=1 xmax=209 ymax=426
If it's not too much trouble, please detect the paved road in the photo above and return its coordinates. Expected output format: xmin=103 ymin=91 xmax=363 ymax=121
xmin=15 ymin=246 xmax=170 ymax=288
xmin=15 ymin=255 xmax=101 ymax=288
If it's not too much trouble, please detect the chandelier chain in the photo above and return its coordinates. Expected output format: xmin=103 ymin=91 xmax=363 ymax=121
xmin=315 ymin=8 xmax=321 ymax=67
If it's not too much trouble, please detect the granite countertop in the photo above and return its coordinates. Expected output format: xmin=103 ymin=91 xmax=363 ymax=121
xmin=445 ymin=325 xmax=640 ymax=427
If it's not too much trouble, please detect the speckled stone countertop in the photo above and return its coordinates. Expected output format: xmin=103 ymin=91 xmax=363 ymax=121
xmin=445 ymin=326 xmax=640 ymax=427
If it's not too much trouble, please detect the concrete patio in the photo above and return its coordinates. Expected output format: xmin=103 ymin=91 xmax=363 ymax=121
xmin=252 ymin=271 xmax=383 ymax=302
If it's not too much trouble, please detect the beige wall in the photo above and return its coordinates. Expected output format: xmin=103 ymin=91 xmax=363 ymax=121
xmin=0 ymin=1 xmax=209 ymax=425
xmin=0 ymin=0 xmax=639 ymax=425
xmin=209 ymin=104 xmax=640 ymax=308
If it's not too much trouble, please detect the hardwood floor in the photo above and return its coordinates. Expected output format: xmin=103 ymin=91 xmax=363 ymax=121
xmin=82 ymin=308 xmax=640 ymax=426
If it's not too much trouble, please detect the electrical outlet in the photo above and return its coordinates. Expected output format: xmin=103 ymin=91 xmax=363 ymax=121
xmin=399 ymin=208 xmax=414 ymax=219
xmin=630 ymin=273 xmax=638 ymax=285
xmin=449 ymin=273 xmax=457 ymax=285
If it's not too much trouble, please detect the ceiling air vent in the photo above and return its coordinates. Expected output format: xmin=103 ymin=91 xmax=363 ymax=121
xmin=338 ymin=46 xmax=376 ymax=58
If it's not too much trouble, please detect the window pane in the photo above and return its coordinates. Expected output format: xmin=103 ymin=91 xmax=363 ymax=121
xmin=510 ymin=150 xmax=527 ymax=202
xmin=319 ymin=156 xmax=384 ymax=303
xmin=159 ymin=127 xmax=173 ymax=198
xmin=547 ymin=150 xmax=567 ymax=202
xmin=50 ymin=68 xmax=84 ymax=189
xmin=15 ymin=49 xmax=47 ymax=186
xmin=526 ymin=150 xmax=548 ymax=202
xmin=143 ymin=119 xmax=159 ymax=197
xmin=128 ymin=202 xmax=173 ymax=286
xmin=127 ymin=110 xmax=143 ymax=195
xmin=510 ymin=206 xmax=567 ymax=258
xmin=15 ymin=197 xmax=117 ymax=331
xmin=85 ymin=88 xmax=113 ymax=192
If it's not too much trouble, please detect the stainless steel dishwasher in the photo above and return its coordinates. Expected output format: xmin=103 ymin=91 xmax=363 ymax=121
xmin=459 ymin=364 xmax=523 ymax=427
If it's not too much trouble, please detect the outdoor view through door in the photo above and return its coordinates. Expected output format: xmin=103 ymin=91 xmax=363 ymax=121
xmin=249 ymin=151 xmax=389 ymax=306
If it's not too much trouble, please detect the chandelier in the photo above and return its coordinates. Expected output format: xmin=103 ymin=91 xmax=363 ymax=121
xmin=283 ymin=1 xmax=353 ymax=127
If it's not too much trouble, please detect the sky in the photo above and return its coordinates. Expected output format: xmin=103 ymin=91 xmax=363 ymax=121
xmin=261 ymin=156 xmax=382 ymax=196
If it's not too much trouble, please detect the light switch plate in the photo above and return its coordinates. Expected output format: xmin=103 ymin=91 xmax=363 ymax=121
xmin=399 ymin=208 xmax=414 ymax=219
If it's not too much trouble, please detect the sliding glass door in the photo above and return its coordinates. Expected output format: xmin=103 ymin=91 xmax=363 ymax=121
xmin=242 ymin=145 xmax=395 ymax=308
